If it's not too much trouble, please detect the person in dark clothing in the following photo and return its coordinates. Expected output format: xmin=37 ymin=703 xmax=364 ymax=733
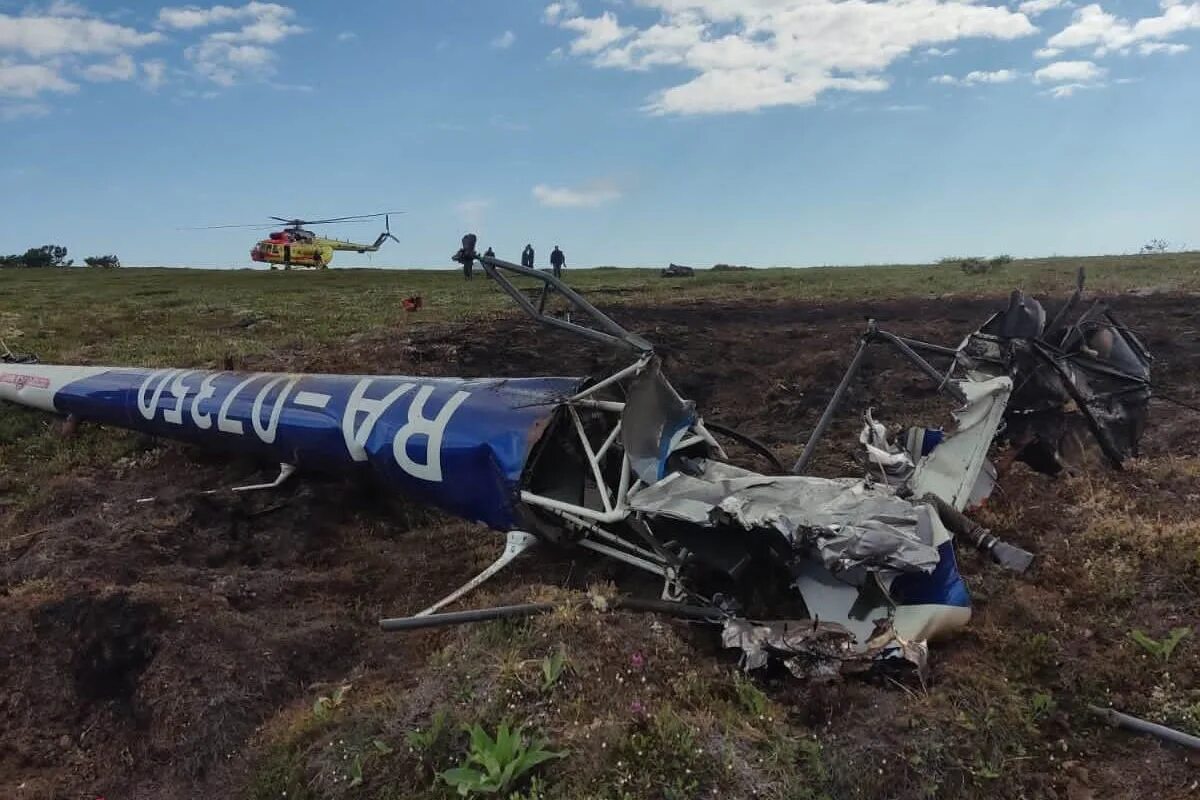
xmin=453 ymin=233 xmax=478 ymax=280
xmin=549 ymin=245 xmax=565 ymax=278
xmin=483 ymin=247 xmax=495 ymax=258
xmin=521 ymin=244 xmax=534 ymax=269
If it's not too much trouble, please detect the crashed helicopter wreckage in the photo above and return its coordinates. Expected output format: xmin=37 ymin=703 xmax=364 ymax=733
xmin=798 ymin=268 xmax=1153 ymax=482
xmin=1 ymin=239 xmax=1090 ymax=684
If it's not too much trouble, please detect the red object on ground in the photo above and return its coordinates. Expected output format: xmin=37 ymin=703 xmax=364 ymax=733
xmin=402 ymin=296 xmax=422 ymax=312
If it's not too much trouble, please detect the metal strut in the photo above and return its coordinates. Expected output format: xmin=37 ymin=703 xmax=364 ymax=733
xmin=792 ymin=320 xmax=968 ymax=475
xmin=453 ymin=234 xmax=653 ymax=356
xmin=410 ymin=530 xmax=539 ymax=617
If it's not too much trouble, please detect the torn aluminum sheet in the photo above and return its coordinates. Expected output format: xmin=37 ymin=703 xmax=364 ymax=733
xmin=621 ymin=357 xmax=698 ymax=483
xmin=860 ymin=375 xmax=1012 ymax=511
xmin=908 ymin=376 xmax=1011 ymax=510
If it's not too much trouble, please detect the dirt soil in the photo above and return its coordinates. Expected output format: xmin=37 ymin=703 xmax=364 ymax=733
xmin=1 ymin=291 xmax=1198 ymax=799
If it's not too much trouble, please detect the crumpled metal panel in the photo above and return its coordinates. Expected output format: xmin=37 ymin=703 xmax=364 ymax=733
xmin=628 ymin=470 xmax=941 ymax=575
xmin=721 ymin=615 xmax=930 ymax=681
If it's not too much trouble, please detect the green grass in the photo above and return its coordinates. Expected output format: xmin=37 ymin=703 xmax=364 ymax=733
xmin=2 ymin=251 xmax=1198 ymax=365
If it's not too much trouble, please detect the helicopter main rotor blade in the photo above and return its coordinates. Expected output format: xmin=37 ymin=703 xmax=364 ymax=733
xmin=181 ymin=222 xmax=279 ymax=230
xmin=287 ymin=211 xmax=406 ymax=225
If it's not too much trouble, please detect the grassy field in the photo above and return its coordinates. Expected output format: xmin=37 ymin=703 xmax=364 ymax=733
xmin=4 ymin=251 xmax=1199 ymax=366
xmin=1 ymin=253 xmax=1198 ymax=799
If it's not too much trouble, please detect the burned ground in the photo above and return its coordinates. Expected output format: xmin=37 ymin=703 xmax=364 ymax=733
xmin=1 ymin=290 xmax=1197 ymax=799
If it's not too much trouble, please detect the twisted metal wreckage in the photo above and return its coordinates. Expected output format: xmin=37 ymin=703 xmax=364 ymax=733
xmin=0 ymin=243 xmax=1152 ymax=682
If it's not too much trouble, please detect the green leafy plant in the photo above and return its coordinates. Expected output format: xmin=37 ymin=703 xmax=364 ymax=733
xmin=346 ymin=739 xmax=393 ymax=788
xmin=441 ymin=723 xmax=566 ymax=796
xmin=540 ymin=648 xmax=568 ymax=691
xmin=1129 ymin=627 xmax=1191 ymax=662
xmin=1030 ymin=691 xmax=1056 ymax=720
xmin=311 ymin=684 xmax=351 ymax=721
xmin=408 ymin=709 xmax=451 ymax=753
xmin=734 ymin=674 xmax=768 ymax=717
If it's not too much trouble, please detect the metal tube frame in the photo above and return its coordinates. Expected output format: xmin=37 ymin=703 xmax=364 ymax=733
xmin=791 ymin=319 xmax=970 ymax=474
xmin=472 ymin=251 xmax=654 ymax=355
xmin=453 ymin=241 xmax=703 ymax=593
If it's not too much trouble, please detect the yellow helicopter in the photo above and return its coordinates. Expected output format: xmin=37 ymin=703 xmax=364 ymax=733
xmin=195 ymin=211 xmax=402 ymax=269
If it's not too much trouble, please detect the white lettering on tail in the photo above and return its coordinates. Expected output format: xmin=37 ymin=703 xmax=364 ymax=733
xmin=191 ymin=372 xmax=221 ymax=430
xmin=392 ymin=386 xmax=470 ymax=482
xmin=251 ymin=375 xmax=299 ymax=444
xmin=137 ymin=369 xmax=175 ymax=421
xmin=341 ymin=379 xmax=415 ymax=461
xmin=217 ymin=373 xmax=262 ymax=435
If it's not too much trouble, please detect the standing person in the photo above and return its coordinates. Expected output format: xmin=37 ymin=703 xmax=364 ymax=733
xmin=483 ymin=247 xmax=495 ymax=258
xmin=454 ymin=233 xmax=477 ymax=280
xmin=550 ymin=245 xmax=565 ymax=278
xmin=521 ymin=243 xmax=534 ymax=269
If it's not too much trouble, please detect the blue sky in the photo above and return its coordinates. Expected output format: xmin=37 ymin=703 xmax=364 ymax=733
xmin=1 ymin=0 xmax=1198 ymax=268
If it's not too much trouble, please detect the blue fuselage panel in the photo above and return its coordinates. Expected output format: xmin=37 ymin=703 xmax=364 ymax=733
xmin=55 ymin=368 xmax=583 ymax=531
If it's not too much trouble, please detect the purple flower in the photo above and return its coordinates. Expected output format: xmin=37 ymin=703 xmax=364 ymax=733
xmin=630 ymin=651 xmax=645 ymax=670
xmin=629 ymin=700 xmax=647 ymax=716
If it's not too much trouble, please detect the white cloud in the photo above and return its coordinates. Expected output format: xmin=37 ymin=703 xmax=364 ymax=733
xmin=931 ymin=68 xmax=1020 ymax=85
xmin=0 ymin=60 xmax=76 ymax=96
xmin=1018 ymin=0 xmax=1068 ymax=17
xmin=1034 ymin=46 xmax=1063 ymax=57
xmin=156 ymin=2 xmax=295 ymax=31
xmin=81 ymin=52 xmax=136 ymax=81
xmin=532 ymin=180 xmax=622 ymax=208
xmin=0 ymin=10 xmax=162 ymax=57
xmin=1034 ymin=58 xmax=1105 ymax=82
xmin=141 ymin=58 xmax=167 ymax=89
xmin=0 ymin=100 xmax=50 ymax=120
xmin=1044 ymin=81 xmax=1093 ymax=97
xmin=543 ymin=2 xmax=581 ymax=24
xmin=336 ymin=31 xmax=356 ymax=42
xmin=545 ymin=1 xmax=1038 ymax=114
xmin=491 ymin=29 xmax=516 ymax=49
xmin=1046 ymin=3 xmax=1200 ymax=56
xmin=923 ymin=46 xmax=958 ymax=57
xmin=560 ymin=11 xmax=632 ymax=55
xmin=167 ymin=4 xmax=306 ymax=85
xmin=1138 ymin=40 xmax=1189 ymax=53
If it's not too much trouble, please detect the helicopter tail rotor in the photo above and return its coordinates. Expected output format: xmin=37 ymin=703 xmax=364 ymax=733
xmin=383 ymin=214 xmax=400 ymax=244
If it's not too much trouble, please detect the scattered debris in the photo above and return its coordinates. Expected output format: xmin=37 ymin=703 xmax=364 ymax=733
xmin=1088 ymin=705 xmax=1200 ymax=750
xmin=661 ymin=263 xmax=695 ymax=278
